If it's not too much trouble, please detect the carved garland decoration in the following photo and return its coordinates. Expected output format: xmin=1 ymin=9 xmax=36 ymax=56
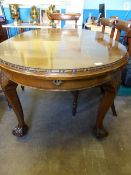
xmin=0 ymin=53 xmax=128 ymax=74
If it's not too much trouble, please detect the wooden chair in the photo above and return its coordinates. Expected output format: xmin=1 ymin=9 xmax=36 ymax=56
xmin=115 ymin=20 xmax=131 ymax=87
xmin=101 ymin=17 xmax=116 ymax=38
xmin=0 ymin=24 xmax=11 ymax=108
xmin=0 ymin=55 xmax=24 ymax=107
xmin=48 ymin=13 xmax=81 ymax=29
xmin=0 ymin=70 xmax=12 ymax=108
xmin=0 ymin=21 xmax=8 ymax=42
xmin=72 ymin=18 xmax=117 ymax=116
xmin=127 ymin=30 xmax=131 ymax=57
xmin=115 ymin=20 xmax=131 ymax=57
xmin=110 ymin=16 xmax=118 ymax=20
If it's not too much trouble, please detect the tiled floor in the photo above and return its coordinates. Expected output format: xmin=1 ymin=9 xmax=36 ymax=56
xmin=0 ymin=87 xmax=131 ymax=175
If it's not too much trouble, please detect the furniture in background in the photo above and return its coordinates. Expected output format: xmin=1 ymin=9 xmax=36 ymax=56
xmin=0 ymin=18 xmax=9 ymax=106
xmin=73 ymin=18 xmax=118 ymax=117
xmin=9 ymin=4 xmax=21 ymax=25
xmin=0 ymin=20 xmax=24 ymax=107
xmin=48 ymin=13 xmax=81 ymax=29
xmin=110 ymin=16 xmax=118 ymax=20
xmin=90 ymin=18 xmax=130 ymax=113
xmin=0 ymin=29 xmax=127 ymax=139
xmin=2 ymin=13 xmax=81 ymax=38
xmin=100 ymin=17 xmax=118 ymax=116
xmin=30 ymin=6 xmax=39 ymax=25
xmin=84 ymin=23 xmax=114 ymax=34
xmin=0 ymin=20 xmax=8 ymax=42
xmin=115 ymin=20 xmax=131 ymax=87
xmin=115 ymin=20 xmax=131 ymax=57
xmin=101 ymin=17 xmax=116 ymax=37
xmin=2 ymin=22 xmax=52 ymax=38
xmin=84 ymin=18 xmax=117 ymax=39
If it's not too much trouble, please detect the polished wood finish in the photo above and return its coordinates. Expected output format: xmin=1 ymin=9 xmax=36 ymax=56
xmin=0 ymin=29 xmax=128 ymax=138
xmin=0 ymin=29 xmax=127 ymax=71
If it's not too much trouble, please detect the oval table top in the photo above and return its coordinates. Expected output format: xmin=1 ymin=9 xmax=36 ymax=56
xmin=0 ymin=29 xmax=127 ymax=79
xmin=0 ymin=28 xmax=128 ymax=138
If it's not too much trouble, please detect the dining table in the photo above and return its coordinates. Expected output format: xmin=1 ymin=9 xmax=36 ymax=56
xmin=0 ymin=28 xmax=128 ymax=139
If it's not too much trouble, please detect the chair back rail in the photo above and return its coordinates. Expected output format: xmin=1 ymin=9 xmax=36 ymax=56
xmin=101 ymin=18 xmax=115 ymax=38
xmin=115 ymin=20 xmax=131 ymax=56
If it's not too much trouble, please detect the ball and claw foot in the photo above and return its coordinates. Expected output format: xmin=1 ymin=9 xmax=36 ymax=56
xmin=12 ymin=124 xmax=28 ymax=137
xmin=93 ymin=126 xmax=108 ymax=139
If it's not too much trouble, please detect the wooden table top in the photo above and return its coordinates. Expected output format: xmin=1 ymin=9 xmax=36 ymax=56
xmin=0 ymin=29 xmax=127 ymax=77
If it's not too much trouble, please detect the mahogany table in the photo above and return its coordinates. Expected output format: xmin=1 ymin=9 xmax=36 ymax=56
xmin=0 ymin=29 xmax=128 ymax=139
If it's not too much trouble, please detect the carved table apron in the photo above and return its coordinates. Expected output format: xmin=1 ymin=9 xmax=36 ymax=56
xmin=0 ymin=29 xmax=128 ymax=139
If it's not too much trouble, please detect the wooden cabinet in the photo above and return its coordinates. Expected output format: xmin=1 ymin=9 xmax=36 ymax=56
xmin=0 ymin=20 xmax=8 ymax=42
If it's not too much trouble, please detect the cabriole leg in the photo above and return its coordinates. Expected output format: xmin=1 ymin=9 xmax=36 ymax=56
xmin=94 ymin=73 xmax=121 ymax=139
xmin=0 ymin=71 xmax=28 ymax=137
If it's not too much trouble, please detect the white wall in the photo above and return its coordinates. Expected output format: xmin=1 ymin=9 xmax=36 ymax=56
xmin=2 ymin=0 xmax=62 ymax=8
xmin=2 ymin=0 xmax=131 ymax=10
xmin=3 ymin=0 xmax=60 ymax=5
xmin=63 ymin=0 xmax=84 ymax=27
xmin=2 ymin=0 xmax=84 ymax=10
xmin=84 ymin=0 xmax=131 ymax=10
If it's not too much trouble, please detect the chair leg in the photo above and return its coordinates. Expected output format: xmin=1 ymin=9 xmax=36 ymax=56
xmin=71 ymin=90 xmax=79 ymax=116
xmin=21 ymin=86 xmax=24 ymax=91
xmin=7 ymin=99 xmax=12 ymax=109
xmin=111 ymin=102 xmax=117 ymax=116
